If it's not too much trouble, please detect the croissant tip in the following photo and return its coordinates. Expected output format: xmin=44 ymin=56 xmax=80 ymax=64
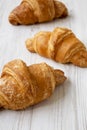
xmin=54 ymin=69 xmax=67 ymax=86
xmin=62 ymin=8 xmax=68 ymax=17
xmin=72 ymin=51 xmax=87 ymax=68
xmin=60 ymin=4 xmax=68 ymax=18
xmin=26 ymin=39 xmax=35 ymax=53
xmin=9 ymin=14 xmax=19 ymax=25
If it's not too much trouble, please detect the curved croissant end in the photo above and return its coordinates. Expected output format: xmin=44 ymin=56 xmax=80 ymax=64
xmin=26 ymin=27 xmax=87 ymax=68
xmin=0 ymin=59 xmax=66 ymax=110
xmin=54 ymin=0 xmax=68 ymax=18
xmin=8 ymin=0 xmax=68 ymax=25
xmin=71 ymin=50 xmax=87 ymax=67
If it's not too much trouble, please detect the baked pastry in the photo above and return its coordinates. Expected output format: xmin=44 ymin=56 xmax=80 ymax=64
xmin=9 ymin=0 xmax=68 ymax=25
xmin=0 ymin=59 xmax=66 ymax=110
xmin=26 ymin=27 xmax=87 ymax=67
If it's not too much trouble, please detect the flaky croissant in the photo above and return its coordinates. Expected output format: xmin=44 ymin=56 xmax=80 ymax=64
xmin=26 ymin=27 xmax=87 ymax=67
xmin=0 ymin=59 xmax=66 ymax=110
xmin=8 ymin=0 xmax=68 ymax=25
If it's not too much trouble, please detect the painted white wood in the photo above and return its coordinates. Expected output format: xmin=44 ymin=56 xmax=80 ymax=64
xmin=0 ymin=0 xmax=87 ymax=130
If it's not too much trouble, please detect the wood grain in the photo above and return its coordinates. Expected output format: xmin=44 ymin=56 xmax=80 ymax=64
xmin=0 ymin=0 xmax=87 ymax=130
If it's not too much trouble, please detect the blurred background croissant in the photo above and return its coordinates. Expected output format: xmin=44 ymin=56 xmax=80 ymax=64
xmin=9 ymin=0 xmax=68 ymax=25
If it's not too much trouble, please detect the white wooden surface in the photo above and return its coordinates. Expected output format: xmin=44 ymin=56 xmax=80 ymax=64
xmin=0 ymin=0 xmax=87 ymax=130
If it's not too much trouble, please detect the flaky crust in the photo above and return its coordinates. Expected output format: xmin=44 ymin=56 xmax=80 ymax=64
xmin=0 ymin=59 xmax=66 ymax=110
xmin=8 ymin=0 xmax=68 ymax=25
xmin=26 ymin=27 xmax=87 ymax=67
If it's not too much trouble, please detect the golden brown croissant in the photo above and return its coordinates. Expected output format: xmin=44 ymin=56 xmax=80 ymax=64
xmin=26 ymin=27 xmax=87 ymax=67
xmin=8 ymin=0 xmax=68 ymax=25
xmin=0 ymin=59 xmax=66 ymax=110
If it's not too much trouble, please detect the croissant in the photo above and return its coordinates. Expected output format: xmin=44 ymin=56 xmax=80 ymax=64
xmin=0 ymin=59 xmax=66 ymax=110
xmin=8 ymin=0 xmax=68 ymax=25
xmin=26 ymin=27 xmax=87 ymax=67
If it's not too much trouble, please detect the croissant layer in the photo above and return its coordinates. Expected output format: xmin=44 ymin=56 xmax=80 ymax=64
xmin=0 ymin=59 xmax=66 ymax=110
